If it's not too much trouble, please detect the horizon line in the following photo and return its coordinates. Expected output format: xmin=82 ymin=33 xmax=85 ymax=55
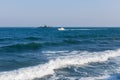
xmin=0 ymin=26 xmax=120 ymax=28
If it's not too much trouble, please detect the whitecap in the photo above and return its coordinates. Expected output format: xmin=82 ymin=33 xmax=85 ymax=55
xmin=0 ymin=49 xmax=120 ymax=80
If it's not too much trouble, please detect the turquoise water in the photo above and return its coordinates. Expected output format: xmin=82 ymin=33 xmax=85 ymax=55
xmin=0 ymin=27 xmax=120 ymax=80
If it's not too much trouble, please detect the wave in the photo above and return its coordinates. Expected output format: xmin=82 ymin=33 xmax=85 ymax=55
xmin=80 ymin=73 xmax=120 ymax=80
xmin=63 ymin=39 xmax=81 ymax=44
xmin=59 ymin=34 xmax=107 ymax=39
xmin=0 ymin=38 xmax=5 ymax=41
xmin=51 ymin=74 xmax=111 ymax=80
xmin=80 ymin=75 xmax=111 ymax=80
xmin=63 ymin=39 xmax=95 ymax=44
xmin=0 ymin=42 xmax=63 ymax=52
xmin=0 ymin=39 xmax=93 ymax=52
xmin=24 ymin=37 xmax=42 ymax=40
xmin=0 ymin=49 xmax=120 ymax=80
xmin=0 ymin=37 xmax=42 ymax=42
xmin=1 ymin=42 xmax=42 ymax=51
xmin=0 ymin=38 xmax=13 ymax=41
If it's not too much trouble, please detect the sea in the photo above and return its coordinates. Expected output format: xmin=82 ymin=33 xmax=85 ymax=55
xmin=0 ymin=27 xmax=120 ymax=80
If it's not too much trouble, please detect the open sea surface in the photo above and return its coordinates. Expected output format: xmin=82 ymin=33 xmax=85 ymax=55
xmin=0 ymin=27 xmax=120 ymax=80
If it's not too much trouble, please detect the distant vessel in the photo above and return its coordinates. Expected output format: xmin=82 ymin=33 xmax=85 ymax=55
xmin=58 ymin=27 xmax=65 ymax=31
xmin=38 ymin=25 xmax=50 ymax=28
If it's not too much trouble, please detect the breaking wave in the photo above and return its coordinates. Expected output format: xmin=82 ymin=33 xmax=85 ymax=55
xmin=0 ymin=49 xmax=120 ymax=80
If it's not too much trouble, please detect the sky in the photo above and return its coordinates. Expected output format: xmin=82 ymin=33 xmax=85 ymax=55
xmin=0 ymin=0 xmax=120 ymax=27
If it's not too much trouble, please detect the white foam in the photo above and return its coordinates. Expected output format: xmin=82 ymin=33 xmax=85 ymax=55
xmin=0 ymin=49 xmax=120 ymax=80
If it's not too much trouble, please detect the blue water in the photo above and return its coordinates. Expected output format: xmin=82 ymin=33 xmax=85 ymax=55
xmin=0 ymin=27 xmax=120 ymax=80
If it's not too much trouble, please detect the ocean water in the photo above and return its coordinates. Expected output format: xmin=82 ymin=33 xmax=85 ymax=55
xmin=0 ymin=27 xmax=120 ymax=80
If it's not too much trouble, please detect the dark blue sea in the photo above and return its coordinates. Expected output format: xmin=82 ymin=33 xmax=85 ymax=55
xmin=0 ymin=27 xmax=120 ymax=80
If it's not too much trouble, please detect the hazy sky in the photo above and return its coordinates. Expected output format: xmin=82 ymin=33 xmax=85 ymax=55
xmin=0 ymin=0 xmax=120 ymax=27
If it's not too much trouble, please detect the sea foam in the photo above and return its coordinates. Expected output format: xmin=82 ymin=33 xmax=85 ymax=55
xmin=0 ymin=49 xmax=120 ymax=80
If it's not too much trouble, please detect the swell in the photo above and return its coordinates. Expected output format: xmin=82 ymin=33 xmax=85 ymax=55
xmin=63 ymin=39 xmax=94 ymax=44
xmin=59 ymin=35 xmax=107 ymax=39
xmin=0 ymin=49 xmax=120 ymax=80
xmin=0 ymin=42 xmax=62 ymax=52
xmin=0 ymin=39 xmax=94 ymax=52
xmin=24 ymin=37 xmax=42 ymax=40
xmin=0 ymin=38 xmax=14 ymax=41
xmin=0 ymin=43 xmax=42 ymax=51
xmin=0 ymin=37 xmax=42 ymax=41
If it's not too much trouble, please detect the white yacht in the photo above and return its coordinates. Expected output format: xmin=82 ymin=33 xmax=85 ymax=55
xmin=58 ymin=27 xmax=65 ymax=31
